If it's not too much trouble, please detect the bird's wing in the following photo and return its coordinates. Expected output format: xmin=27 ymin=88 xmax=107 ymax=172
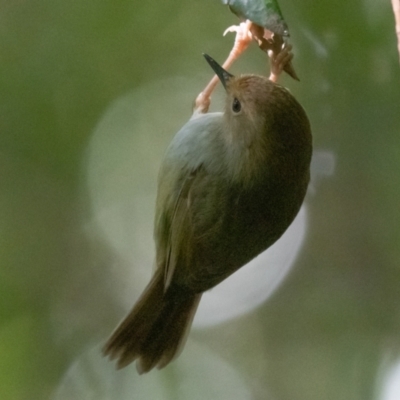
xmin=156 ymin=164 xmax=229 ymax=292
xmin=163 ymin=167 xmax=198 ymax=289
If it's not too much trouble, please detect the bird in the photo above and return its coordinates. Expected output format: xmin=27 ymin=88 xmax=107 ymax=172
xmin=103 ymin=54 xmax=312 ymax=374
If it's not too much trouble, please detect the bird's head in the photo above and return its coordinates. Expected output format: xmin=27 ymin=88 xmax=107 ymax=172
xmin=203 ymin=54 xmax=312 ymax=182
xmin=203 ymin=54 xmax=298 ymax=146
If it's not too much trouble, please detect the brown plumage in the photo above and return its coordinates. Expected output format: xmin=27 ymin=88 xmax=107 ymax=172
xmin=103 ymin=55 xmax=312 ymax=373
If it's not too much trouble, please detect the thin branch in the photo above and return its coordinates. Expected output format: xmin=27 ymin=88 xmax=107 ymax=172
xmin=392 ymin=0 xmax=400 ymax=63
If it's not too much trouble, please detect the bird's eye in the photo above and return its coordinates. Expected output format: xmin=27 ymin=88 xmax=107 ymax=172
xmin=232 ymin=98 xmax=241 ymax=113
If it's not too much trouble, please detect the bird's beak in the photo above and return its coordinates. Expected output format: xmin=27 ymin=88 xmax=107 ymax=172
xmin=203 ymin=54 xmax=233 ymax=91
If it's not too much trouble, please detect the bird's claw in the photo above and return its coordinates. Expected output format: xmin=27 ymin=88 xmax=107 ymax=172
xmin=223 ymin=22 xmax=252 ymax=40
xmin=223 ymin=21 xmax=253 ymax=59
xmin=268 ymin=42 xmax=294 ymax=83
xmin=193 ymin=91 xmax=211 ymax=115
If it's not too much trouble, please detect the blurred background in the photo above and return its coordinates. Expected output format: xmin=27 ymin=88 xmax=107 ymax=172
xmin=1 ymin=0 xmax=400 ymax=399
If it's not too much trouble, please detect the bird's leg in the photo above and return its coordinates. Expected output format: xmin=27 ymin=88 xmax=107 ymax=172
xmin=268 ymin=42 xmax=293 ymax=82
xmin=221 ymin=19 xmax=254 ymax=66
xmin=193 ymin=20 xmax=253 ymax=114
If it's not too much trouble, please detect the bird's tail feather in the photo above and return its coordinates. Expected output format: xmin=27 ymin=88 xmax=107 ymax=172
xmin=103 ymin=269 xmax=201 ymax=373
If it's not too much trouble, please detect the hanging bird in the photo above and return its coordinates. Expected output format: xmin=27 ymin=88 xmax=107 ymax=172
xmin=103 ymin=54 xmax=312 ymax=374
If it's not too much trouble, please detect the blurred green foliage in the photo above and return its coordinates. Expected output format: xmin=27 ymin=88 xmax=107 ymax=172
xmin=1 ymin=0 xmax=400 ymax=399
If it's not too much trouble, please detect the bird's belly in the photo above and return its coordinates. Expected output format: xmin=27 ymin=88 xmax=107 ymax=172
xmin=185 ymin=185 xmax=303 ymax=292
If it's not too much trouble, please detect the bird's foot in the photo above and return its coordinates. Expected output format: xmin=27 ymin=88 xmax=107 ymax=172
xmin=223 ymin=21 xmax=253 ymax=61
xmin=193 ymin=91 xmax=211 ymax=115
xmin=256 ymin=32 xmax=299 ymax=81
xmin=268 ymin=42 xmax=293 ymax=83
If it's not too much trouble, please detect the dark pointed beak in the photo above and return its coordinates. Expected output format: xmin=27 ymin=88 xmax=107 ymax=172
xmin=203 ymin=54 xmax=234 ymax=90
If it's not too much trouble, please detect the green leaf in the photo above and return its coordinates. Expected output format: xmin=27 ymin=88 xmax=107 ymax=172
xmin=222 ymin=0 xmax=289 ymax=36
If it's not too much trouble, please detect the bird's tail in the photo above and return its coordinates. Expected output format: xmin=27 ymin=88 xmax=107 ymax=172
xmin=103 ymin=269 xmax=201 ymax=374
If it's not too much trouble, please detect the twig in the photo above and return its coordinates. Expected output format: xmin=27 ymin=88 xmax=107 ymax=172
xmin=392 ymin=0 xmax=400 ymax=63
